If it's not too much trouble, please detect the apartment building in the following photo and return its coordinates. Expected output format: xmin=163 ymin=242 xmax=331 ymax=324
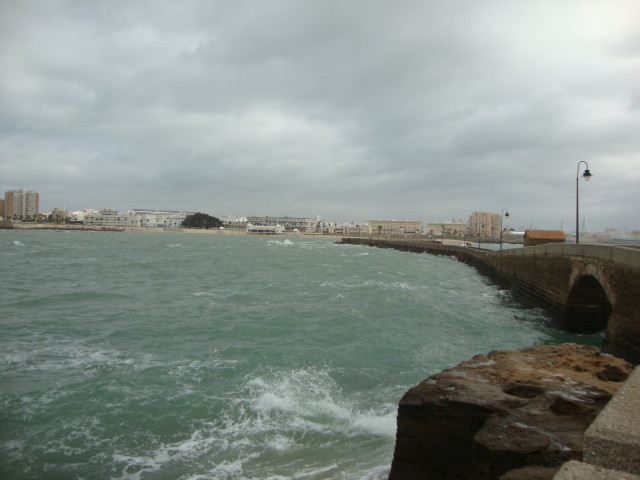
xmin=4 ymin=190 xmax=39 ymax=220
xmin=468 ymin=211 xmax=500 ymax=237
xmin=321 ymin=222 xmax=372 ymax=236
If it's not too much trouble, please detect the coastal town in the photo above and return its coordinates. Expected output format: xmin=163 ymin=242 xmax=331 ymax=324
xmin=2 ymin=188 xmax=639 ymax=244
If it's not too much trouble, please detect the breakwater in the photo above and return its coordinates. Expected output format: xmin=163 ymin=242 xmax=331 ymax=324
xmin=340 ymin=237 xmax=640 ymax=365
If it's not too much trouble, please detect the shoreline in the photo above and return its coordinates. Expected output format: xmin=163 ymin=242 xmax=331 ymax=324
xmin=0 ymin=222 xmax=525 ymax=244
xmin=0 ymin=222 xmax=345 ymax=239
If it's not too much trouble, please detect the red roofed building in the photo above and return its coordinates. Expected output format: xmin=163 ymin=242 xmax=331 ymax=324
xmin=524 ymin=230 xmax=566 ymax=247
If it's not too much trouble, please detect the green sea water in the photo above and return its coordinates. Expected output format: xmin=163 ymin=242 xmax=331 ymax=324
xmin=0 ymin=230 xmax=601 ymax=479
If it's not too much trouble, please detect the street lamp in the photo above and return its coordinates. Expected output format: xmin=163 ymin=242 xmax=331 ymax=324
xmin=500 ymin=208 xmax=510 ymax=250
xmin=576 ymin=161 xmax=592 ymax=244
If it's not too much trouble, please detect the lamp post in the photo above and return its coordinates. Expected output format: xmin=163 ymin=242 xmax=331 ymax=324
xmin=500 ymin=208 xmax=509 ymax=250
xmin=576 ymin=161 xmax=592 ymax=244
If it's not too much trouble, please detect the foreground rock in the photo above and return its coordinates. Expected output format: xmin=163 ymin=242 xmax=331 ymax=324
xmin=389 ymin=343 xmax=632 ymax=480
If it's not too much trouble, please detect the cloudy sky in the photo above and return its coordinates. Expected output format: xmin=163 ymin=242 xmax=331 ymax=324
xmin=1 ymin=0 xmax=638 ymax=232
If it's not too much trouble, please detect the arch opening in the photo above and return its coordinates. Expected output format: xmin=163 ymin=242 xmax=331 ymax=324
xmin=564 ymin=275 xmax=612 ymax=333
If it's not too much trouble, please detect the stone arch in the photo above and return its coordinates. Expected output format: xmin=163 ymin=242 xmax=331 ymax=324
xmin=564 ymin=275 xmax=612 ymax=333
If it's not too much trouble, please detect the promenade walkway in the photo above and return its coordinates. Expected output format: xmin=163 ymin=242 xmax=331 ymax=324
xmin=554 ymin=366 xmax=640 ymax=479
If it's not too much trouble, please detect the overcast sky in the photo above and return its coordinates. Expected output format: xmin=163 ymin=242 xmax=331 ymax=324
xmin=1 ymin=0 xmax=638 ymax=232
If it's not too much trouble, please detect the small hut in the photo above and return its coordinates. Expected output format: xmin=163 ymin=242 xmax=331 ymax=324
xmin=524 ymin=230 xmax=566 ymax=247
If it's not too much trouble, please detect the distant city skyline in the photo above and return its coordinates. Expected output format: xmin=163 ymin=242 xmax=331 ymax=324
xmin=1 ymin=1 xmax=638 ymax=233
xmin=4 ymin=188 xmax=637 ymax=235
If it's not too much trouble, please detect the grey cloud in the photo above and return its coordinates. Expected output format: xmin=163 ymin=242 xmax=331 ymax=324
xmin=1 ymin=0 xmax=638 ymax=230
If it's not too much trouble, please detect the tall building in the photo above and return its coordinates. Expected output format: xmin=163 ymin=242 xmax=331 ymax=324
xmin=4 ymin=190 xmax=39 ymax=220
xmin=468 ymin=211 xmax=500 ymax=237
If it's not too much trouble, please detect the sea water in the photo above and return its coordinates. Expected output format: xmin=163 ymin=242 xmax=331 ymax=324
xmin=0 ymin=230 xmax=601 ymax=479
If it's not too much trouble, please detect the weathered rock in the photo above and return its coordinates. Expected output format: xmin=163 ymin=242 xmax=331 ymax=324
xmin=388 ymin=343 xmax=632 ymax=480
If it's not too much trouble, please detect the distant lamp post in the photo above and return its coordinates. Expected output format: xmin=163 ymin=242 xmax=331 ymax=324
xmin=576 ymin=161 xmax=593 ymax=244
xmin=500 ymin=208 xmax=510 ymax=250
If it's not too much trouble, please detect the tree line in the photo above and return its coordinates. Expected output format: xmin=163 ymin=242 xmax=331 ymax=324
xmin=181 ymin=212 xmax=223 ymax=229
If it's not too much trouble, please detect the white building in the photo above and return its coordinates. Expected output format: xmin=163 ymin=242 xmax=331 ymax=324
xmin=320 ymin=222 xmax=371 ymax=235
xmin=246 ymin=215 xmax=320 ymax=233
xmin=84 ymin=209 xmax=141 ymax=227
xmin=132 ymin=209 xmax=194 ymax=229
xmin=221 ymin=215 xmax=247 ymax=224
xmin=368 ymin=220 xmax=423 ymax=235
xmin=246 ymin=223 xmax=285 ymax=234
xmin=70 ymin=209 xmax=99 ymax=223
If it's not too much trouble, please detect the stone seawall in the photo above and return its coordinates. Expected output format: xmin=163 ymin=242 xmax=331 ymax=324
xmin=340 ymin=237 xmax=640 ymax=364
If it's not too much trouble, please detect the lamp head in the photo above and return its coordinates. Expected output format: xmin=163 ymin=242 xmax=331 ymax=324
xmin=505 ymin=211 xmax=510 ymax=218
xmin=583 ymin=169 xmax=592 ymax=181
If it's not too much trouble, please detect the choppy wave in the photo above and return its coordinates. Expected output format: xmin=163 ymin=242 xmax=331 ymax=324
xmin=103 ymin=367 xmax=395 ymax=480
xmin=0 ymin=230 xmax=602 ymax=479
xmin=246 ymin=368 xmax=396 ymax=437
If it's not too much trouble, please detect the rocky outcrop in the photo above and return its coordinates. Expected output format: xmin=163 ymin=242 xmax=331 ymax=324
xmin=388 ymin=343 xmax=632 ymax=480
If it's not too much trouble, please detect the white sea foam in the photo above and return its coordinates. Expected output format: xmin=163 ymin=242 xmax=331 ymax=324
xmin=359 ymin=465 xmax=391 ymax=480
xmin=191 ymin=288 xmax=239 ymax=299
xmin=1 ymin=333 xmax=161 ymax=377
xmin=113 ymin=429 xmax=233 ymax=480
xmin=168 ymin=357 xmax=239 ymax=383
xmin=245 ymin=368 xmax=397 ymax=439
xmin=292 ymin=464 xmax=340 ymax=478
xmin=352 ymin=410 xmax=397 ymax=437
xmin=266 ymin=239 xmax=295 ymax=247
xmin=12 ymin=240 xmax=25 ymax=246
xmin=265 ymin=434 xmax=295 ymax=451
xmin=228 ymin=463 xmax=342 ymax=480
xmin=180 ymin=454 xmax=260 ymax=480
xmin=319 ymin=278 xmax=424 ymax=295
xmin=297 ymin=240 xmax=330 ymax=250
